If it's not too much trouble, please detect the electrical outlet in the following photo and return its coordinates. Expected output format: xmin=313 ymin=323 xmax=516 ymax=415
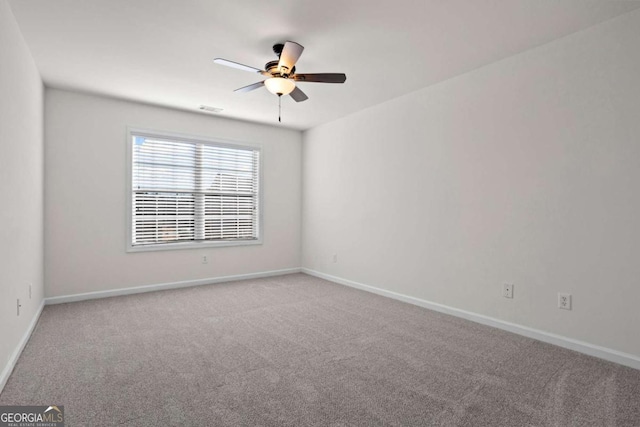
xmin=332 ymin=254 xmax=338 ymax=263
xmin=503 ymin=283 xmax=514 ymax=299
xmin=202 ymin=255 xmax=208 ymax=264
xmin=558 ymin=293 xmax=572 ymax=310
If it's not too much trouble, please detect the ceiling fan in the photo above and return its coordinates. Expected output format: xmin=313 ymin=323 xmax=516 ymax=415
xmin=214 ymin=41 xmax=347 ymax=121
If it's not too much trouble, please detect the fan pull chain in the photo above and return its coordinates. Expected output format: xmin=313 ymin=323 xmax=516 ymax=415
xmin=278 ymin=94 xmax=282 ymax=123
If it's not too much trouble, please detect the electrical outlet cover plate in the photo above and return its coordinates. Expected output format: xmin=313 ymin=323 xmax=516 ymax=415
xmin=503 ymin=283 xmax=513 ymax=299
xmin=558 ymin=293 xmax=572 ymax=310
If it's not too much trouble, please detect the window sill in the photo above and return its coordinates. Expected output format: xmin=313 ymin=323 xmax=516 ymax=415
xmin=126 ymin=238 xmax=262 ymax=253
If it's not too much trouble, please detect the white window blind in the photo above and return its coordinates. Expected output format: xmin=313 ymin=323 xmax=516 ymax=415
xmin=130 ymin=133 xmax=260 ymax=248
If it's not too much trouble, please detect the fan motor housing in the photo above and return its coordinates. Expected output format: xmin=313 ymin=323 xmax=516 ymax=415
xmin=265 ymin=60 xmax=295 ymax=77
xmin=265 ymin=60 xmax=279 ymax=74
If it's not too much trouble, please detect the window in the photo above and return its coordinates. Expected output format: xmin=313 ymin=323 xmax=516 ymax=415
xmin=127 ymin=129 xmax=261 ymax=251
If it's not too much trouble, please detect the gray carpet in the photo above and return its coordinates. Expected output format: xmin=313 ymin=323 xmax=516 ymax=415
xmin=1 ymin=273 xmax=639 ymax=426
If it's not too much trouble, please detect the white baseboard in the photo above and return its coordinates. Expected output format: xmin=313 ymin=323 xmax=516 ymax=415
xmin=302 ymin=268 xmax=640 ymax=371
xmin=45 ymin=268 xmax=302 ymax=305
xmin=0 ymin=300 xmax=45 ymax=394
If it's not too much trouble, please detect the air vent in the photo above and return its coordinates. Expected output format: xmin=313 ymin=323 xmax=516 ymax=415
xmin=199 ymin=105 xmax=224 ymax=113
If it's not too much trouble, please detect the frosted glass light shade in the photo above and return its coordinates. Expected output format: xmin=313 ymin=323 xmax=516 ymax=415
xmin=264 ymin=77 xmax=295 ymax=95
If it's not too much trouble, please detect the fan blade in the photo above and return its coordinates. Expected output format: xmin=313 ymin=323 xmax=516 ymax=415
xmin=234 ymin=81 xmax=264 ymax=93
xmin=214 ymin=58 xmax=264 ymax=74
xmin=289 ymin=86 xmax=308 ymax=102
xmin=293 ymin=73 xmax=347 ymax=83
xmin=277 ymin=41 xmax=304 ymax=75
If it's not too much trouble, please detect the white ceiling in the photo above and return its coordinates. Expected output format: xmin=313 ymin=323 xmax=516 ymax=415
xmin=8 ymin=0 xmax=640 ymax=130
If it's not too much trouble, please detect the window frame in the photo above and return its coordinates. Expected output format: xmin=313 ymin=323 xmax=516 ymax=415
xmin=126 ymin=127 xmax=263 ymax=252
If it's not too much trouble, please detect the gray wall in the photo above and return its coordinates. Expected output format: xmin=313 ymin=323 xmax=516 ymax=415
xmin=302 ymin=10 xmax=640 ymax=357
xmin=44 ymin=89 xmax=302 ymax=297
xmin=0 ymin=0 xmax=44 ymax=385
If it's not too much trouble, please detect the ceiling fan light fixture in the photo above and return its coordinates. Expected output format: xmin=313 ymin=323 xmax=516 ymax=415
xmin=264 ymin=77 xmax=295 ymax=96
